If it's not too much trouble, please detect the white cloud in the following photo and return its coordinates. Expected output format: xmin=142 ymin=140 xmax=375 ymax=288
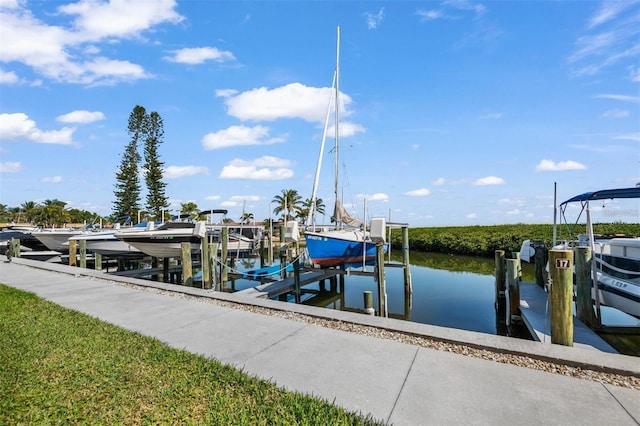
xmin=57 ymin=110 xmax=105 ymax=123
xmin=0 ymin=112 xmax=75 ymax=144
xmin=165 ymin=47 xmax=235 ymax=64
xmin=535 ymin=159 xmax=587 ymax=171
xmin=593 ymin=94 xmax=640 ymax=103
xmin=58 ymin=0 xmax=184 ymax=41
xmin=472 ymin=176 xmax=505 ymax=186
xmin=416 ymin=10 xmax=447 ymax=21
xmin=357 ymin=192 xmax=389 ymax=202
xmin=404 ymin=188 xmax=431 ymax=197
xmin=569 ymin=3 xmax=640 ymax=78
xmin=364 ymin=8 xmax=384 ymax=29
xmin=218 ymin=83 xmax=353 ymax=123
xmin=0 ymin=1 xmax=182 ymax=85
xmin=219 ymin=156 xmax=294 ymax=180
xmin=229 ymin=195 xmax=262 ymax=202
xmin=164 ymin=165 xmax=209 ymax=179
xmin=432 ymin=177 xmax=446 ymax=186
xmin=202 ymin=125 xmax=285 ymax=150
xmin=600 ymin=109 xmax=630 ymax=118
xmin=0 ymin=161 xmax=22 ymax=173
xmin=0 ymin=69 xmax=19 ymax=84
xmin=42 ymin=175 xmax=62 ymax=183
xmin=613 ymin=133 xmax=640 ymax=142
xmin=466 ymin=213 xmax=477 ymax=219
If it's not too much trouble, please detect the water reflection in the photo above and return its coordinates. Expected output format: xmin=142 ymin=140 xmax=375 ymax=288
xmin=223 ymin=252 xmax=526 ymax=336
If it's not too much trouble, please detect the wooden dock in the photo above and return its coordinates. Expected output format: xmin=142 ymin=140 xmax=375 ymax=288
xmin=518 ymin=282 xmax=618 ymax=353
xmin=235 ymin=269 xmax=341 ymax=299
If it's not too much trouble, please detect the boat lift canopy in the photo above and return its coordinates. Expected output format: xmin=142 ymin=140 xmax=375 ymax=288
xmin=559 ymin=187 xmax=640 ymax=206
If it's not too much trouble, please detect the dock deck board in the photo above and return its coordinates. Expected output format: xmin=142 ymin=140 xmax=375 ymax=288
xmin=518 ymin=282 xmax=618 ymax=353
xmin=236 ymin=269 xmax=341 ymax=299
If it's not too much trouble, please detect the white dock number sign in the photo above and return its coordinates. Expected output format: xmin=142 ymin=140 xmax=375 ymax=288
xmin=555 ymin=258 xmax=571 ymax=269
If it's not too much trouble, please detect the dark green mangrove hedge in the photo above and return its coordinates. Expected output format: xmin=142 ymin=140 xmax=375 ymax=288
xmin=390 ymin=223 xmax=640 ymax=258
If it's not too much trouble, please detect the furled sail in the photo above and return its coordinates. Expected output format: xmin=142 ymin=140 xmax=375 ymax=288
xmin=332 ymin=199 xmax=364 ymax=228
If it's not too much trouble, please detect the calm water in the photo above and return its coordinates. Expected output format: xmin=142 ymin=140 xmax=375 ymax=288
xmin=223 ymin=251 xmax=533 ymax=335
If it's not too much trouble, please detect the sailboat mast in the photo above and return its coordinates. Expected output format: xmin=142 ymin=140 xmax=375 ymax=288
xmin=334 ymin=25 xmax=341 ymax=222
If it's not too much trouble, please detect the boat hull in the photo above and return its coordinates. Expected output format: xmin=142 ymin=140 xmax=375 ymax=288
xmin=304 ymin=230 xmax=385 ymax=267
xmin=73 ymin=232 xmax=143 ymax=257
xmin=31 ymin=230 xmax=86 ymax=252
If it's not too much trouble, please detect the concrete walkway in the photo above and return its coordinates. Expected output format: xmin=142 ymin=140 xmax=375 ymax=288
xmin=1 ymin=256 xmax=639 ymax=425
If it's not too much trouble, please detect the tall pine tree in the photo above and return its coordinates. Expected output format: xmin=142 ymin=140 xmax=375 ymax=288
xmin=113 ymin=106 xmax=145 ymax=219
xmin=144 ymin=111 xmax=169 ymax=219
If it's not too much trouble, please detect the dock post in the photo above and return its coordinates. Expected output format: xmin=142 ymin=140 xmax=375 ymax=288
xmin=10 ymin=238 xmax=20 ymax=259
xmin=181 ymin=242 xmax=193 ymax=287
xmin=163 ymin=258 xmax=170 ymax=283
xmin=363 ymin=291 xmax=375 ymax=315
xmin=402 ymin=226 xmax=412 ymax=294
xmin=494 ymin=250 xmax=505 ymax=303
xmin=79 ymin=239 xmax=87 ymax=269
xmin=209 ymin=243 xmax=219 ymax=291
xmin=506 ymin=259 xmax=521 ymax=327
xmin=575 ymin=246 xmax=594 ymax=327
xmin=512 ymin=252 xmax=521 ymax=281
xmin=534 ymin=241 xmax=548 ymax=287
xmin=69 ymin=239 xmax=77 ymax=266
xmin=293 ymin=248 xmax=301 ymax=303
xmin=376 ymin=242 xmax=388 ymax=318
xmin=221 ymin=227 xmax=229 ymax=286
xmin=260 ymin=238 xmax=265 ymax=268
xmin=549 ymin=249 xmax=574 ymax=346
xmin=94 ymin=253 xmax=102 ymax=271
xmin=201 ymin=238 xmax=211 ymax=289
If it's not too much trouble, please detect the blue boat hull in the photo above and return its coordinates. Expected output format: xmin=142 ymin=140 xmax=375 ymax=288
xmin=304 ymin=231 xmax=386 ymax=267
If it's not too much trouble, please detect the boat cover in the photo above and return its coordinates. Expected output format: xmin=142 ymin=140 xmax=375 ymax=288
xmin=560 ymin=187 xmax=640 ymax=206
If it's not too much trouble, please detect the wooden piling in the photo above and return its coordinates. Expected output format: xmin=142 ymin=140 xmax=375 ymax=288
xmin=221 ymin=227 xmax=229 ymax=285
xmin=79 ymin=240 xmax=87 ymax=269
xmin=181 ymin=243 xmax=193 ymax=286
xmin=293 ymin=249 xmax=301 ymax=303
xmin=506 ymin=259 xmax=521 ymax=325
xmin=201 ymin=238 xmax=211 ymax=289
xmin=402 ymin=226 xmax=412 ymax=294
xmin=534 ymin=241 xmax=547 ymax=288
xmin=94 ymin=253 xmax=102 ymax=271
xmin=69 ymin=239 xmax=77 ymax=266
xmin=575 ymin=246 xmax=594 ymax=327
xmin=549 ymin=249 xmax=574 ymax=346
xmin=376 ymin=242 xmax=387 ymax=318
xmin=163 ymin=258 xmax=170 ymax=283
xmin=363 ymin=291 xmax=375 ymax=315
xmin=9 ymin=238 xmax=20 ymax=258
xmin=494 ymin=250 xmax=505 ymax=302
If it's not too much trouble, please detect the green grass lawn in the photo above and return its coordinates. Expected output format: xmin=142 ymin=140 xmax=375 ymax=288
xmin=0 ymin=284 xmax=382 ymax=425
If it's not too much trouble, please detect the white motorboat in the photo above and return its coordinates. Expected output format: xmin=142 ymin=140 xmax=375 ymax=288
xmin=31 ymin=224 xmax=100 ymax=252
xmin=114 ymin=221 xmax=207 ymax=259
xmin=70 ymin=218 xmax=156 ymax=257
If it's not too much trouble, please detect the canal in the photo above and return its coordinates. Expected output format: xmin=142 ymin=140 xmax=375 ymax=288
xmin=222 ymin=251 xmax=536 ymax=337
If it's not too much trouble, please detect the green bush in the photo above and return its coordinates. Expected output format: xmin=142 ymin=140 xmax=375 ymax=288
xmin=391 ymin=223 xmax=640 ymax=258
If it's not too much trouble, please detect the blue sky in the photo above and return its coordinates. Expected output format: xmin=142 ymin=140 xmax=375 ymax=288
xmin=1 ymin=0 xmax=638 ymax=227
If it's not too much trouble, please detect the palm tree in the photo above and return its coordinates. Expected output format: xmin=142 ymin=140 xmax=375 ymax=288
xmin=180 ymin=202 xmax=200 ymax=220
xmin=35 ymin=199 xmax=70 ymax=226
xmin=20 ymin=201 xmax=38 ymax=223
xmin=272 ymin=189 xmax=302 ymax=223
xmin=298 ymin=197 xmax=326 ymax=224
xmin=240 ymin=212 xmax=254 ymax=224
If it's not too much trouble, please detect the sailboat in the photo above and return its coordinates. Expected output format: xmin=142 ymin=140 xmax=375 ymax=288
xmin=303 ymin=26 xmax=385 ymax=268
